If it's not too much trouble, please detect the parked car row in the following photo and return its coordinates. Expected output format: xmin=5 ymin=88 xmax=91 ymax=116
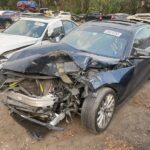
xmin=127 ymin=13 xmax=150 ymax=23
xmin=0 ymin=12 xmax=149 ymax=136
xmin=85 ymin=12 xmax=129 ymax=22
xmin=39 ymin=10 xmax=129 ymax=22
xmin=0 ymin=9 xmax=138 ymax=31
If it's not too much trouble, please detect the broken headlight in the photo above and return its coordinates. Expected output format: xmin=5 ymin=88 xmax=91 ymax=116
xmin=0 ymin=55 xmax=8 ymax=69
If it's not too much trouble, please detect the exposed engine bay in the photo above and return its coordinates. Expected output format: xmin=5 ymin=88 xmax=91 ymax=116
xmin=0 ymin=53 xmax=86 ymax=130
xmin=1 ymin=77 xmax=84 ymax=130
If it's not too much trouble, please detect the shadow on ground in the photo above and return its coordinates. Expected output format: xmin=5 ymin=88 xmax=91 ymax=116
xmin=0 ymin=82 xmax=150 ymax=150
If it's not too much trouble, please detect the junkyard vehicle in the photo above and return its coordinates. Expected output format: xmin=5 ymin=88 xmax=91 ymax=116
xmin=0 ymin=20 xmax=150 ymax=133
xmin=99 ymin=13 xmax=129 ymax=22
xmin=17 ymin=0 xmax=38 ymax=12
xmin=57 ymin=12 xmax=72 ymax=20
xmin=85 ymin=11 xmax=102 ymax=21
xmin=132 ymin=13 xmax=150 ymax=19
xmin=2 ymin=11 xmax=20 ymax=22
xmin=127 ymin=13 xmax=150 ymax=23
xmin=111 ymin=13 xmax=129 ymax=20
xmin=0 ymin=17 xmax=78 ymax=67
xmin=0 ymin=16 xmax=12 ymax=29
xmin=71 ymin=13 xmax=87 ymax=22
xmin=0 ymin=11 xmax=20 ymax=29
xmin=85 ymin=12 xmax=128 ymax=22
xmin=39 ymin=8 xmax=49 ymax=14
xmin=71 ymin=14 xmax=82 ymax=22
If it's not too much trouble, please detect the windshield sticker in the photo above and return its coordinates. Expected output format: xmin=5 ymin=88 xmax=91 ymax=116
xmin=34 ymin=22 xmax=45 ymax=27
xmin=104 ymin=30 xmax=122 ymax=37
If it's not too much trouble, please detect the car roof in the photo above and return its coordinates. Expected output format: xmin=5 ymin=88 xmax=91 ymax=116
xmin=86 ymin=20 xmax=149 ymax=32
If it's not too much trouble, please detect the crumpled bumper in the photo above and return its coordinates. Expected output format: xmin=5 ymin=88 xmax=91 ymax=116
xmin=10 ymin=107 xmax=65 ymax=131
xmin=1 ymin=91 xmax=56 ymax=107
xmin=0 ymin=91 xmax=65 ymax=131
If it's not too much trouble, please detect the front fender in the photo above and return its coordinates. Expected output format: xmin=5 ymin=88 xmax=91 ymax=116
xmin=88 ymin=66 xmax=134 ymax=97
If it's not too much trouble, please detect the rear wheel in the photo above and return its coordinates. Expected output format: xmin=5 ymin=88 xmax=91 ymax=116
xmin=81 ymin=87 xmax=116 ymax=133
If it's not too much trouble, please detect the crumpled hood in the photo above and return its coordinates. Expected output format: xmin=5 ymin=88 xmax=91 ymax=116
xmin=2 ymin=43 xmax=120 ymax=75
xmin=0 ymin=33 xmax=38 ymax=55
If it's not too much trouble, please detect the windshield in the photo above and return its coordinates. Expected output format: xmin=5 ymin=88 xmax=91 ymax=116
xmin=61 ymin=25 xmax=128 ymax=58
xmin=4 ymin=20 xmax=48 ymax=38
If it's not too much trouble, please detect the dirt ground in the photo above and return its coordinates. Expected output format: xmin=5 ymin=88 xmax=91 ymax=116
xmin=0 ymin=81 xmax=150 ymax=150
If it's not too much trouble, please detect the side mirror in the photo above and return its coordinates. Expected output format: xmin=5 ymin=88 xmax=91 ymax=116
xmin=53 ymin=33 xmax=64 ymax=42
xmin=130 ymin=47 xmax=150 ymax=59
xmin=44 ymin=26 xmax=65 ymax=42
xmin=44 ymin=31 xmax=64 ymax=43
xmin=134 ymin=47 xmax=150 ymax=56
xmin=43 ymin=29 xmax=57 ymax=41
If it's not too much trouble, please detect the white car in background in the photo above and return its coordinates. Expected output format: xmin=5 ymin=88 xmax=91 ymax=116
xmin=58 ymin=12 xmax=72 ymax=20
xmin=127 ymin=13 xmax=150 ymax=20
xmin=0 ymin=10 xmax=6 ymax=16
xmin=0 ymin=17 xmax=78 ymax=66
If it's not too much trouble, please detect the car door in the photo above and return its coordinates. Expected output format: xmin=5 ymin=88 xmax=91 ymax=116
xmin=121 ymin=26 xmax=150 ymax=100
xmin=62 ymin=20 xmax=77 ymax=35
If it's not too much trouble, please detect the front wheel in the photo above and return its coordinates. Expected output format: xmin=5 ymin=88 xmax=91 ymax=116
xmin=81 ymin=87 xmax=116 ymax=133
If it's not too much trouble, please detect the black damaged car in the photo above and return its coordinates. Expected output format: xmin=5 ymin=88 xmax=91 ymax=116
xmin=0 ymin=16 xmax=12 ymax=29
xmin=0 ymin=20 xmax=150 ymax=133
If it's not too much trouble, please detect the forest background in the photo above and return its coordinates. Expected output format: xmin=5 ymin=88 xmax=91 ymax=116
xmin=0 ymin=0 xmax=149 ymax=14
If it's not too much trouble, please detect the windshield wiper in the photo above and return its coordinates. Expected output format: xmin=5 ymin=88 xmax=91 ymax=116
xmin=79 ymin=49 xmax=94 ymax=54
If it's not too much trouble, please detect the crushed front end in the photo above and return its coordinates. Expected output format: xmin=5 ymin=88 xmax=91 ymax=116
xmin=1 ymin=78 xmax=84 ymax=130
xmin=0 ymin=52 xmax=88 ymax=130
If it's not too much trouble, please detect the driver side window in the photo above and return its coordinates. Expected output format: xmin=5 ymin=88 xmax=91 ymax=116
xmin=63 ymin=20 xmax=76 ymax=34
xmin=133 ymin=27 xmax=150 ymax=51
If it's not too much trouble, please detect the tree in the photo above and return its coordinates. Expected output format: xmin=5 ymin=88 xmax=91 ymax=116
xmin=0 ymin=0 xmax=149 ymax=14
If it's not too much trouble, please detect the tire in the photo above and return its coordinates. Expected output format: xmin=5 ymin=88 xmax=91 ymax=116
xmin=81 ymin=87 xmax=116 ymax=133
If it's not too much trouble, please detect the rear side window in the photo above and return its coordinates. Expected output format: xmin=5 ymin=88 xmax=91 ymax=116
xmin=63 ymin=20 xmax=76 ymax=34
xmin=134 ymin=27 xmax=150 ymax=50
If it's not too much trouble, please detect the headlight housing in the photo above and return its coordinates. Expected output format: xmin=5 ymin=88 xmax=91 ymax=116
xmin=0 ymin=55 xmax=8 ymax=69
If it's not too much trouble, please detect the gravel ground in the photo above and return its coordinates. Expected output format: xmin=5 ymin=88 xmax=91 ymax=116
xmin=0 ymin=81 xmax=150 ymax=150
